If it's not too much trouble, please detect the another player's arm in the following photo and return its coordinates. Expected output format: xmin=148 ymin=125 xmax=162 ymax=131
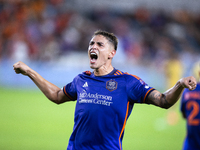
xmin=146 ymin=76 xmax=197 ymax=109
xmin=13 ymin=61 xmax=71 ymax=104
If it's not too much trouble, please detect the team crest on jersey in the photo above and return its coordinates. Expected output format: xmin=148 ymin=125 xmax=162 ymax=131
xmin=106 ymin=79 xmax=118 ymax=92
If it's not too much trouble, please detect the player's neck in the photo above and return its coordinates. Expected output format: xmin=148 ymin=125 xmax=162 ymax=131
xmin=93 ymin=65 xmax=114 ymax=76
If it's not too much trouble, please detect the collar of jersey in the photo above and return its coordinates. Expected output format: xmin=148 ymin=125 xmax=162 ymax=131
xmin=91 ymin=68 xmax=117 ymax=77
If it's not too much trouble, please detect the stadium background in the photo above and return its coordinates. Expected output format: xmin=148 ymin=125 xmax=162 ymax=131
xmin=0 ymin=0 xmax=200 ymax=149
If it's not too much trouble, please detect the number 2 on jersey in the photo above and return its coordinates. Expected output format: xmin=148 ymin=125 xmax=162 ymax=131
xmin=186 ymin=101 xmax=200 ymax=126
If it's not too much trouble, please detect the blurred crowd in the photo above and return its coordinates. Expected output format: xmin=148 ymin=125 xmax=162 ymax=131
xmin=0 ymin=0 xmax=200 ymax=69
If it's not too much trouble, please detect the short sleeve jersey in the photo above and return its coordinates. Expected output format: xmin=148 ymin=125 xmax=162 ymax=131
xmin=181 ymin=83 xmax=200 ymax=150
xmin=63 ymin=69 xmax=155 ymax=150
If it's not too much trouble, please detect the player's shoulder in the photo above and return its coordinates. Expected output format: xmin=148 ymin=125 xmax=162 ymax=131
xmin=196 ymin=83 xmax=200 ymax=90
xmin=114 ymin=70 xmax=141 ymax=80
xmin=72 ymin=71 xmax=92 ymax=81
xmin=82 ymin=70 xmax=92 ymax=76
xmin=76 ymin=71 xmax=93 ymax=78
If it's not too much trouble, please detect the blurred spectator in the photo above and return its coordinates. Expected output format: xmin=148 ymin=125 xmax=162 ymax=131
xmin=164 ymin=52 xmax=183 ymax=125
xmin=10 ymin=33 xmax=29 ymax=62
xmin=0 ymin=0 xmax=199 ymax=68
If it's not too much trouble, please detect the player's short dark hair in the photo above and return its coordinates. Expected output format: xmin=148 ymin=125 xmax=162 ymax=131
xmin=93 ymin=30 xmax=118 ymax=51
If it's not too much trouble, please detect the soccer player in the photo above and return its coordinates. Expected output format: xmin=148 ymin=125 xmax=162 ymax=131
xmin=181 ymin=61 xmax=200 ymax=150
xmin=13 ymin=30 xmax=197 ymax=150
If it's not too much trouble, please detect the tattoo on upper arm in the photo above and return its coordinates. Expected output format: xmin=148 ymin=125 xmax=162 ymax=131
xmin=147 ymin=91 xmax=161 ymax=104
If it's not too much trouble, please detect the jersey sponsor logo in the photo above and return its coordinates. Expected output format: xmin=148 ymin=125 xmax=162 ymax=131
xmin=79 ymin=90 xmax=113 ymax=106
xmin=80 ymin=90 xmax=112 ymax=101
xmin=83 ymin=82 xmax=88 ymax=87
xmin=106 ymin=79 xmax=118 ymax=91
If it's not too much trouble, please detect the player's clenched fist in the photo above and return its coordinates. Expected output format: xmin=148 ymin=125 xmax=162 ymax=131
xmin=180 ymin=76 xmax=197 ymax=91
xmin=13 ymin=61 xmax=30 ymax=76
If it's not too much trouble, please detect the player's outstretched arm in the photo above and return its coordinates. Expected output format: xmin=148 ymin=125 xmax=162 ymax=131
xmin=146 ymin=76 xmax=197 ymax=109
xmin=13 ymin=61 xmax=71 ymax=104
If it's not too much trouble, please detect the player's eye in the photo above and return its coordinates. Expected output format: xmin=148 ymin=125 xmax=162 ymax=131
xmin=97 ymin=42 xmax=103 ymax=47
xmin=90 ymin=41 xmax=94 ymax=45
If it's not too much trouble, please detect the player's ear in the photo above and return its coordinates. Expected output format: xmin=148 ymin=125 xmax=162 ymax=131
xmin=108 ymin=49 xmax=116 ymax=59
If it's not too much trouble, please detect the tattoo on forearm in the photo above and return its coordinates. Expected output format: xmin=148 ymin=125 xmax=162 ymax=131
xmin=161 ymin=94 xmax=171 ymax=108
xmin=147 ymin=91 xmax=171 ymax=108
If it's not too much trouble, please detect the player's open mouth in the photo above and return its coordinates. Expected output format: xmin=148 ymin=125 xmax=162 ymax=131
xmin=90 ymin=52 xmax=98 ymax=63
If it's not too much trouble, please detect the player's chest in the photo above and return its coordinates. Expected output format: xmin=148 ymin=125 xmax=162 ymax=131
xmin=76 ymin=77 xmax=128 ymax=109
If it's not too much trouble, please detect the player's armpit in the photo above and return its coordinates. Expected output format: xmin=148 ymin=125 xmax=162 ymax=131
xmin=53 ymin=89 xmax=72 ymax=104
xmin=146 ymin=90 xmax=171 ymax=109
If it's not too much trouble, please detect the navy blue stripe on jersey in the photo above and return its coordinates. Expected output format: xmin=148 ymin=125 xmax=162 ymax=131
xmin=63 ymin=85 xmax=73 ymax=100
xmin=143 ymin=88 xmax=155 ymax=103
